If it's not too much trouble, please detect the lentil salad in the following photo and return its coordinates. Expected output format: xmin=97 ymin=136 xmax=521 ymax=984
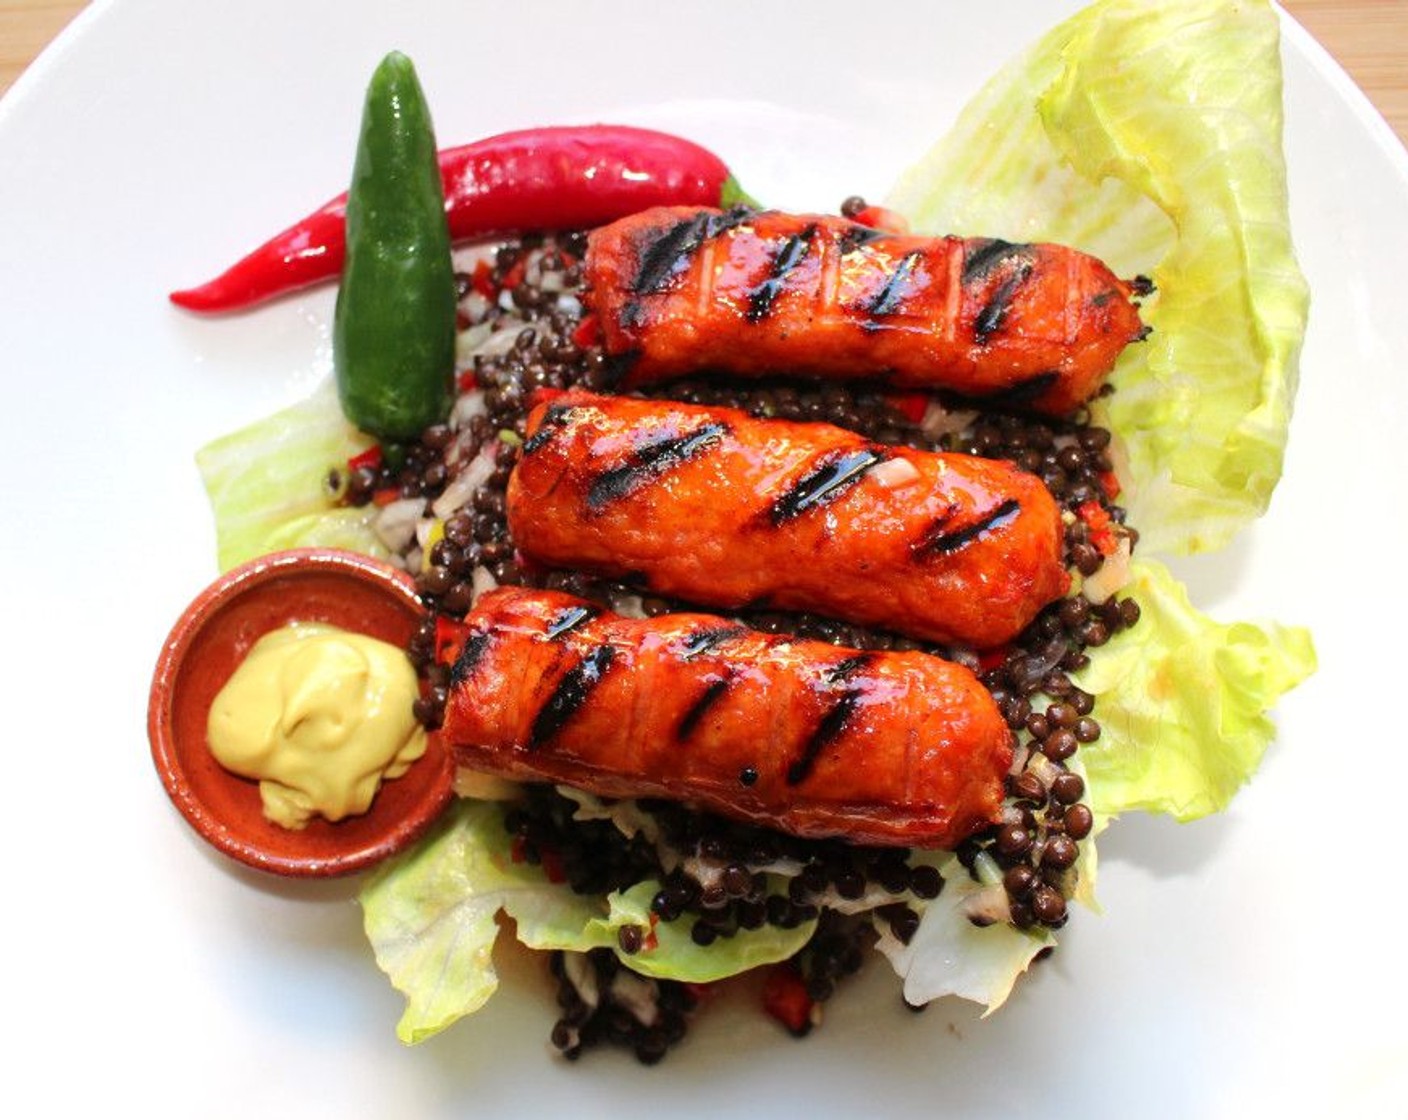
xmin=335 ymin=222 xmax=1137 ymax=1059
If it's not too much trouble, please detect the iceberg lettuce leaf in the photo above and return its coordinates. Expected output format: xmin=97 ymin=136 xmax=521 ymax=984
xmin=1074 ymin=558 xmax=1316 ymax=820
xmin=195 ymin=379 xmax=385 ymax=571
xmin=887 ymin=0 xmax=1308 ymax=556
xmin=359 ymin=799 xmax=814 ymax=1043
xmin=358 ymin=801 xmax=597 ymax=1044
xmin=874 ymin=852 xmax=1055 ymax=1013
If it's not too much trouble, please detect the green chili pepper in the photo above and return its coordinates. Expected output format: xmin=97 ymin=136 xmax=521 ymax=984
xmin=333 ymin=51 xmax=455 ymax=443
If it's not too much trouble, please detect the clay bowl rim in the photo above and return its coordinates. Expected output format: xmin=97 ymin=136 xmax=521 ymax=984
xmin=147 ymin=547 xmax=454 ymax=878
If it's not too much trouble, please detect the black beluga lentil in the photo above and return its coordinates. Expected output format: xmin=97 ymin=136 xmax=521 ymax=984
xmin=336 ymin=199 xmax=1144 ymax=1063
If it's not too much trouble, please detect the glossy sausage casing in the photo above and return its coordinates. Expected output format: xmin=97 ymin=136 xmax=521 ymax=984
xmin=439 ymin=586 xmax=1013 ymax=848
xmin=506 ymin=391 xmax=1069 ymax=649
xmin=584 ymin=206 xmax=1148 ymax=416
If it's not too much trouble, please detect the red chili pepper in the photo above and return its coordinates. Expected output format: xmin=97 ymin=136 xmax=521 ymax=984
xmin=170 ymin=124 xmax=753 ymax=313
xmin=761 ymin=963 xmax=815 ymax=1037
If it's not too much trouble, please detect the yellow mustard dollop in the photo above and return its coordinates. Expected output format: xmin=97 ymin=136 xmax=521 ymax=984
xmin=206 ymin=622 xmax=426 ymax=829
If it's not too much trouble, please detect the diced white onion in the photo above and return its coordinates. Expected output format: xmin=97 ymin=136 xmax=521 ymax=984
xmin=452 ymin=768 xmax=523 ymax=801
xmin=1082 ymin=536 xmax=1132 ymax=605
xmin=449 ymin=388 xmax=489 ymax=431
xmin=922 ymin=400 xmax=979 ymax=439
xmin=961 ymin=884 xmax=1013 ymax=926
xmin=479 ymin=320 xmax=529 ymax=358
xmin=869 ymin=457 xmax=921 ymax=490
xmin=470 ymin=565 xmax=499 ymax=604
xmin=431 ymin=444 xmax=497 ymax=520
xmin=611 ymin=594 xmax=646 ymax=619
xmin=609 ymin=970 xmax=659 ymax=1027
xmin=372 ymin=497 xmax=426 ymax=553
xmin=563 ymin=952 xmax=600 ymax=1011
xmin=455 ymin=321 xmax=492 ymax=364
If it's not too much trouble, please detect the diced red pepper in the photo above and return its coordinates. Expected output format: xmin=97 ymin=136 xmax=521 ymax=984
xmin=885 ymin=391 xmax=930 ymax=425
xmin=977 ymin=645 xmax=1012 ymax=673
xmin=433 ymin=615 xmax=470 ymax=664
xmin=571 ymin=313 xmax=600 ymax=350
xmin=347 ymin=445 xmax=383 ymax=473
xmin=457 ymin=368 xmax=479 ymax=393
xmin=539 ymin=847 xmax=567 ymax=884
xmin=761 ymin=963 xmax=815 ymax=1037
xmin=508 ymin=834 xmax=566 ymax=884
xmin=682 ymin=981 xmax=713 ymax=1006
xmin=1098 ymin=469 xmax=1122 ymax=500
xmin=469 ymin=258 xmax=496 ymax=299
xmin=500 ymin=258 xmax=527 ymax=291
xmin=371 ymin=486 xmax=402 ymax=507
xmin=1077 ymin=500 xmax=1120 ymax=556
xmin=851 ymin=205 xmax=911 ymax=234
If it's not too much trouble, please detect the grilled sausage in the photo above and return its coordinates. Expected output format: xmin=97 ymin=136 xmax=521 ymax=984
xmin=438 ymin=586 xmax=1013 ymax=848
xmin=506 ymin=391 xmax=1069 ymax=650
xmin=584 ymin=206 xmax=1149 ymax=416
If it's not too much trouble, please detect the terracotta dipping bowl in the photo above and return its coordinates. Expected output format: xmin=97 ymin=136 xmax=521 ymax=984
xmin=148 ymin=548 xmax=455 ymax=877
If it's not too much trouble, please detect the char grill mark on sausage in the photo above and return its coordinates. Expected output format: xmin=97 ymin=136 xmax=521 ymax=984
xmin=450 ymin=627 xmax=494 ymax=687
xmin=961 ymin=238 xmax=1031 ymax=284
xmin=676 ymin=624 xmax=749 ymax=659
xmin=973 ymin=262 xmax=1035 ymax=344
xmin=676 ymin=674 xmax=732 ymax=742
xmin=522 ymin=402 xmax=576 ymax=454
xmin=529 ymin=643 xmax=616 ymax=750
xmin=865 ymin=248 xmax=924 ymax=319
xmin=916 ymin=498 xmax=1022 ymax=557
xmin=769 ymin=447 xmax=886 ymax=524
xmin=584 ymin=420 xmax=730 ymax=511
xmin=632 ymin=207 xmax=752 ymax=295
xmin=746 ymin=224 xmax=818 ymax=322
xmin=786 ymin=655 xmax=874 ymax=787
xmin=545 ymin=603 xmax=599 ymax=639
xmin=837 ymin=224 xmax=887 ymax=255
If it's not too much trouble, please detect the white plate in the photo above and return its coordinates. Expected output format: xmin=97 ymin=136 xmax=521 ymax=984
xmin=3 ymin=1 xmax=1404 ymax=1116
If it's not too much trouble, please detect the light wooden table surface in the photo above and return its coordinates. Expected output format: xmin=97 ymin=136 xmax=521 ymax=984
xmin=3 ymin=1 xmax=1405 ymax=146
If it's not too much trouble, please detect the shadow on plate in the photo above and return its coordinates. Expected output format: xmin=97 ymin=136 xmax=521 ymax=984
xmin=1094 ymin=807 xmax=1237 ymax=880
